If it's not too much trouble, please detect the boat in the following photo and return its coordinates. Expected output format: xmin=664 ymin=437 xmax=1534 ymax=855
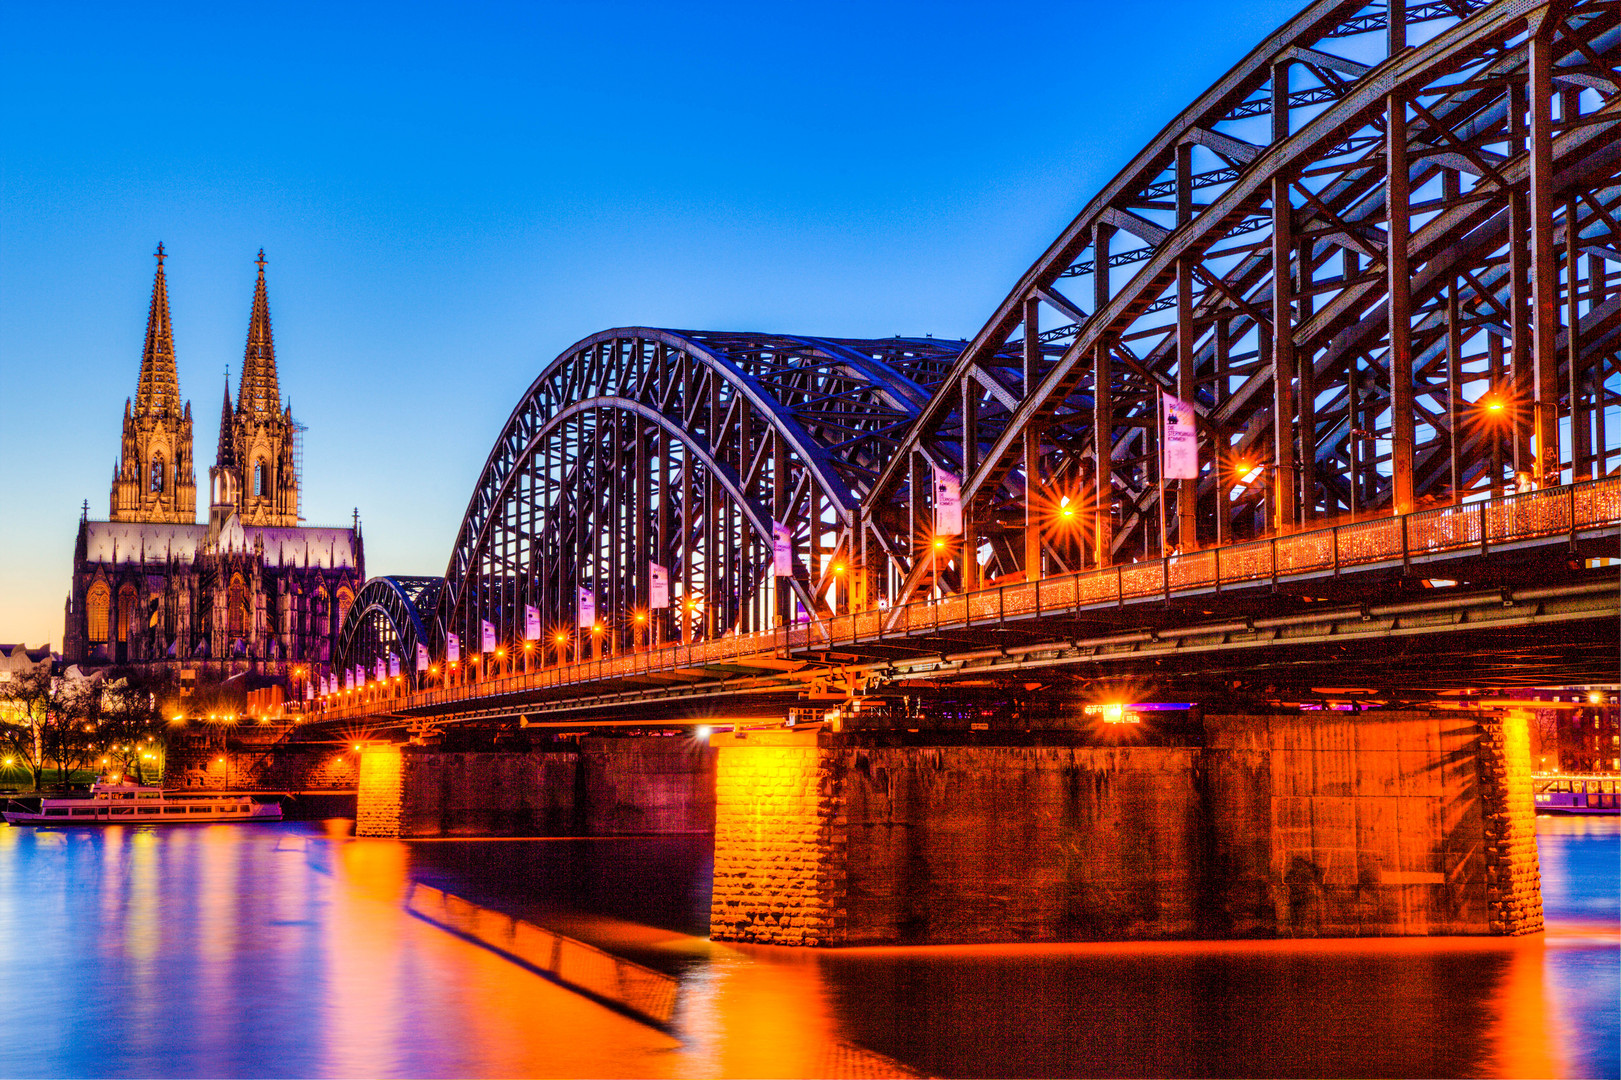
xmin=3 ymin=777 xmax=283 ymax=825
xmin=1532 ymin=773 xmax=1619 ymax=814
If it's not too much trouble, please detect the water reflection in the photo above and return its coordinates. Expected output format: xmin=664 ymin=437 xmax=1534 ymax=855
xmin=0 ymin=816 xmax=1611 ymax=1078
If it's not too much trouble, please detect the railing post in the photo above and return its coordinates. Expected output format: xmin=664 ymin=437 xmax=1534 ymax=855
xmin=1116 ymin=564 xmax=1124 ymax=607
xmin=1332 ymin=526 xmax=1340 ymax=577
xmin=1162 ymin=555 xmax=1171 ymax=602
xmin=1213 ymin=543 xmax=1221 ymax=593
xmin=1270 ymin=538 xmax=1278 ymax=590
xmin=1401 ymin=512 xmax=1411 ymax=573
xmin=1569 ymin=483 xmax=1578 ymax=549
xmin=1480 ymin=500 xmax=1489 ymax=556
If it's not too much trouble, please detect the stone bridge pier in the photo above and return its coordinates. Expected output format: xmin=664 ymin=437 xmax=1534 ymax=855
xmin=355 ymin=709 xmax=1541 ymax=946
xmin=707 ymin=710 xmax=1541 ymax=946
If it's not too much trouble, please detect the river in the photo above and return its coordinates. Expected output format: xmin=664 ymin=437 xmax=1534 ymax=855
xmin=0 ymin=815 xmax=1613 ymax=1078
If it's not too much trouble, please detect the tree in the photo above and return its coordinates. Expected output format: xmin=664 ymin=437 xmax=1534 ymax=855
xmin=0 ymin=669 xmax=50 ymax=790
xmin=90 ymin=667 xmax=174 ymax=784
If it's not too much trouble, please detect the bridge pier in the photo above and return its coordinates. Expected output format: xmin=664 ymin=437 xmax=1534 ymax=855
xmin=355 ymin=736 xmax=715 ymax=838
xmin=709 ymin=710 xmax=1542 ymax=946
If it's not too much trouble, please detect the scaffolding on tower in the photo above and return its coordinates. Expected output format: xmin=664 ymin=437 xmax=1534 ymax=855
xmin=290 ymin=419 xmax=308 ymax=521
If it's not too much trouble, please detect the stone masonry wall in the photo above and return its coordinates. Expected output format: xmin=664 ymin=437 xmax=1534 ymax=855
xmin=709 ymin=710 xmax=1542 ymax=946
xmin=164 ymin=726 xmax=356 ymax=791
xmin=1205 ymin=710 xmax=1500 ymax=937
xmin=1475 ymin=710 xmax=1544 ymax=935
xmin=353 ymin=736 xmax=715 ymax=839
xmin=710 ymin=730 xmax=847 ymax=946
xmin=578 ymin=736 xmax=716 ymax=835
xmin=399 ymin=751 xmax=578 ymax=837
xmin=355 ymin=745 xmax=403 ymax=837
xmin=841 ymin=745 xmax=1213 ymax=944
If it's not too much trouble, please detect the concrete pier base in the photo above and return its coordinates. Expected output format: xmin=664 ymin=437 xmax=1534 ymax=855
xmin=709 ymin=711 xmax=1542 ymax=946
xmin=355 ymin=736 xmax=715 ymax=838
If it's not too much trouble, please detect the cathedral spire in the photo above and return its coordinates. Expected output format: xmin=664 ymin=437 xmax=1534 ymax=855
xmin=237 ymin=249 xmax=280 ymax=419
xmin=216 ymin=373 xmax=237 ymax=470
xmin=134 ymin=243 xmax=179 ymax=417
xmin=112 ymin=242 xmax=197 ymax=525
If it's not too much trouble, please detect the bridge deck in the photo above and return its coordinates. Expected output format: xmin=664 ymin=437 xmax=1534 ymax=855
xmin=316 ymin=478 xmax=1620 ymax=724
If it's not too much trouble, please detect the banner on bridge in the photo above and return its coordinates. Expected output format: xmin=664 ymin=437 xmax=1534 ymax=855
xmin=933 ymin=467 xmax=962 ymax=536
xmin=577 ymin=587 xmax=595 ymax=628
xmin=1161 ymin=390 xmax=1198 ymax=480
xmin=446 ymin=632 xmax=460 ymax=663
xmin=772 ymin=520 xmax=793 ymax=576
xmin=481 ymin=619 xmax=496 ymax=654
xmin=650 ymin=562 xmax=669 ymax=608
xmin=524 ymin=605 xmax=541 ymax=641
xmin=417 ymin=643 xmax=429 ymax=672
xmin=389 ymin=653 xmax=400 ymax=679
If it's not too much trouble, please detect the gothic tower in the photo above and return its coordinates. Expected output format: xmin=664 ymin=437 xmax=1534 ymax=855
xmin=110 ymin=243 xmax=196 ymax=523
xmin=227 ymin=250 xmax=300 ymax=527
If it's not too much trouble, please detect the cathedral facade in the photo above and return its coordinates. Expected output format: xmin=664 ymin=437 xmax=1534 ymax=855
xmin=63 ymin=247 xmax=365 ymax=678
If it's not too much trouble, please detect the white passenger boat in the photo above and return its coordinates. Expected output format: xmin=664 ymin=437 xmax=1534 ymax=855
xmin=3 ymin=778 xmax=282 ymax=825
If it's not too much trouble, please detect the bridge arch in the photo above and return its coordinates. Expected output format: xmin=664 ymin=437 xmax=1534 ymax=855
xmin=865 ymin=0 xmax=1620 ymax=610
xmin=334 ymin=575 xmax=444 ymax=684
xmin=437 ymin=328 xmax=981 ymax=660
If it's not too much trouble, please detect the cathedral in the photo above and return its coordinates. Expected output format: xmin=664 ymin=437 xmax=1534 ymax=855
xmin=63 ymin=246 xmax=365 ymax=677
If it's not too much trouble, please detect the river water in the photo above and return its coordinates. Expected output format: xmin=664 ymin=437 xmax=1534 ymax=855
xmin=0 ymin=815 xmax=1613 ymax=1079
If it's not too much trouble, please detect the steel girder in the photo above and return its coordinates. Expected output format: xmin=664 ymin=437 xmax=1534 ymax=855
xmin=865 ymin=0 xmax=1621 ymax=614
xmin=333 ymin=575 xmax=443 ymax=682
xmin=436 ymin=329 xmax=981 ymax=661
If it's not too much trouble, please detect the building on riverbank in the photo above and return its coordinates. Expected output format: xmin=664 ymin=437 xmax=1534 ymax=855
xmin=62 ymin=247 xmax=364 ymax=682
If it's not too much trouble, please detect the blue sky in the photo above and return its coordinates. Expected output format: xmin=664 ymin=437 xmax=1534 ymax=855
xmin=0 ymin=0 xmax=1303 ymax=648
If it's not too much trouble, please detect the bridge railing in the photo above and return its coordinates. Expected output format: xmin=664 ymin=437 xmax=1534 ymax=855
xmin=316 ymin=477 xmax=1618 ymax=719
xmin=820 ymin=476 xmax=1620 ymax=646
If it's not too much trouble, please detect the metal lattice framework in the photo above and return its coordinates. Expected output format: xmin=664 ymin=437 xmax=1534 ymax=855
xmin=334 ymin=575 xmax=443 ymax=680
xmin=864 ymin=0 xmax=1621 ymax=613
xmin=436 ymin=329 xmax=991 ymax=660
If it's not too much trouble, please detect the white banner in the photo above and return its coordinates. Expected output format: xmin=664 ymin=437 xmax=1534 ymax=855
xmin=480 ymin=619 xmax=496 ymax=654
xmin=1161 ymin=390 xmax=1199 ymax=480
xmin=524 ymin=605 xmax=541 ymax=642
xmin=446 ymin=632 xmax=460 ymax=663
xmin=374 ymin=658 xmax=386 ymax=683
xmin=416 ymin=643 xmax=429 ymax=672
xmin=933 ymin=467 xmax=962 ymax=536
xmin=354 ymin=664 xmax=364 ymax=688
xmin=577 ymin=587 xmax=596 ymax=629
xmin=388 ymin=653 xmax=400 ymax=679
xmin=304 ymin=681 xmax=313 ymax=701
xmin=649 ymin=562 xmax=669 ymax=609
xmin=342 ymin=671 xmax=350 ymax=692
xmin=772 ymin=520 xmax=793 ymax=576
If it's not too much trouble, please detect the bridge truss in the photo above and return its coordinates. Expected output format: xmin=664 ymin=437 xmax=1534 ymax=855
xmin=331 ymin=0 xmax=1619 ymax=715
xmin=866 ymin=0 xmax=1620 ymax=612
xmin=434 ymin=330 xmax=1023 ymax=666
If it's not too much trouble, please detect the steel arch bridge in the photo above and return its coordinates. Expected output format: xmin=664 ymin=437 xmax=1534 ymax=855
xmin=434 ymin=328 xmax=1029 ymax=664
xmin=333 ymin=575 xmax=443 ymax=684
xmin=328 ymin=0 xmax=1619 ymax=714
xmin=864 ymin=0 xmax=1620 ymax=611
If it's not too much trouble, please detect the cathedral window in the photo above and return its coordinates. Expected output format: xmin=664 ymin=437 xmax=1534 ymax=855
xmin=336 ymin=589 xmax=353 ymax=635
xmin=254 ymin=460 xmax=267 ymax=497
xmin=117 ymin=585 xmax=138 ymax=643
xmin=228 ymin=577 xmax=249 ymax=637
xmin=150 ymin=455 xmax=165 ymax=493
xmin=87 ymin=582 xmax=110 ymax=642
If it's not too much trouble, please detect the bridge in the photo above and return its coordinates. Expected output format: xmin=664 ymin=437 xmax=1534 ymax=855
xmin=308 ymin=0 xmax=1618 ymax=948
